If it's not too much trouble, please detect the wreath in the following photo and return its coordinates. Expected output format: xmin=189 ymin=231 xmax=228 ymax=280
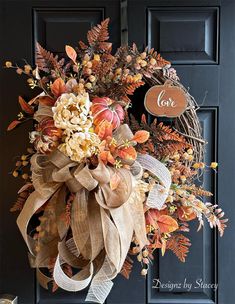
xmin=6 ymin=18 xmax=227 ymax=303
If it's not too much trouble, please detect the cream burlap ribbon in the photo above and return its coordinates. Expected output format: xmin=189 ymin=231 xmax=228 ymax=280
xmin=137 ymin=154 xmax=171 ymax=210
xmin=16 ymin=125 xmax=171 ymax=303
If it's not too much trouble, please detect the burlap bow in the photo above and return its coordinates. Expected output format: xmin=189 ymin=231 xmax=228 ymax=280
xmin=16 ymin=118 xmax=172 ymax=303
xmin=17 ymin=147 xmax=148 ymax=303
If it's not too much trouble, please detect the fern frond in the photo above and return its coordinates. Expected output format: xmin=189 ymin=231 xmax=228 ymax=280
xmin=182 ymin=185 xmax=213 ymax=197
xmin=155 ymin=53 xmax=171 ymax=68
xmin=120 ymin=256 xmax=133 ymax=279
xmin=10 ymin=184 xmax=33 ymax=212
xmin=35 ymin=42 xmax=63 ymax=73
xmin=166 ymin=234 xmax=191 ymax=262
xmin=87 ymin=18 xmax=111 ymax=52
xmin=78 ymin=40 xmax=88 ymax=50
xmin=204 ymin=203 xmax=228 ymax=237
xmin=10 ymin=200 xmax=25 ymax=212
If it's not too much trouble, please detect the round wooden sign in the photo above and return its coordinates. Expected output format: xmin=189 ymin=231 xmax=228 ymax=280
xmin=144 ymin=81 xmax=188 ymax=118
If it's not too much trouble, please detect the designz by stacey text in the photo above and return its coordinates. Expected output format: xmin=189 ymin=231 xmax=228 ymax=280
xmin=152 ymin=278 xmax=218 ymax=292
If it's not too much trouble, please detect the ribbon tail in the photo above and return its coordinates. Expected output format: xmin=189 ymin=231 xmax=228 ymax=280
xmin=53 ymin=255 xmax=93 ymax=292
xmin=137 ymin=153 xmax=171 ymax=210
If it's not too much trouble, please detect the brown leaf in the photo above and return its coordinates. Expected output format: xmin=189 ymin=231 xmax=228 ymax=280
xmin=10 ymin=201 xmax=24 ymax=212
xmin=65 ymin=45 xmax=77 ymax=63
xmin=7 ymin=120 xmax=21 ymax=131
xmin=120 ymin=256 xmax=133 ymax=279
xmin=18 ymin=96 xmax=34 ymax=115
xmin=95 ymin=120 xmax=113 ymax=140
xmin=78 ymin=41 xmax=88 ymax=50
xmin=166 ymin=234 xmax=191 ymax=262
xmin=50 ymin=78 xmax=66 ymax=98
xmin=39 ymin=96 xmax=56 ymax=106
xmin=99 ymin=151 xmax=115 ymax=165
xmin=157 ymin=215 xmax=179 ymax=233
xmin=87 ymin=18 xmax=110 ymax=50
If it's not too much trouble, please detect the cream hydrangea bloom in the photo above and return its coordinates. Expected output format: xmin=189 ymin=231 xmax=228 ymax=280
xmin=52 ymin=92 xmax=92 ymax=133
xmin=59 ymin=131 xmax=100 ymax=162
xmin=52 ymin=92 xmax=100 ymax=162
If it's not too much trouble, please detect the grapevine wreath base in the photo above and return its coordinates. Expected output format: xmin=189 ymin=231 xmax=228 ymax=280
xmin=6 ymin=19 xmax=227 ymax=303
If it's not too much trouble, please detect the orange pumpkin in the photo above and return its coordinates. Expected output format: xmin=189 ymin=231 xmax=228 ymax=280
xmin=91 ymin=97 xmax=125 ymax=129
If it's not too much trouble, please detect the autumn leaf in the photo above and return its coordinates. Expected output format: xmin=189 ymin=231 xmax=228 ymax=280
xmin=65 ymin=45 xmax=77 ymax=63
xmin=95 ymin=120 xmax=113 ymax=140
xmin=110 ymin=172 xmax=121 ymax=190
xmin=18 ymin=96 xmax=34 ymax=115
xmin=157 ymin=215 xmax=179 ymax=233
xmin=141 ymin=114 xmax=147 ymax=124
xmin=132 ymin=130 xmax=150 ymax=143
xmin=50 ymin=78 xmax=66 ymax=98
xmin=120 ymin=256 xmax=133 ymax=279
xmin=166 ymin=234 xmax=191 ymax=262
xmin=99 ymin=151 xmax=115 ymax=165
xmin=38 ymin=96 xmax=56 ymax=106
xmin=145 ymin=209 xmax=178 ymax=233
xmin=177 ymin=206 xmax=197 ymax=221
xmin=117 ymin=146 xmax=137 ymax=161
xmin=7 ymin=120 xmax=21 ymax=131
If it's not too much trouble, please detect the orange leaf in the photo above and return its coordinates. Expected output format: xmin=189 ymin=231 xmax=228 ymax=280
xmin=7 ymin=120 xmax=21 ymax=131
xmin=141 ymin=114 xmax=147 ymax=124
xmin=50 ymin=78 xmax=66 ymax=98
xmin=157 ymin=215 xmax=179 ymax=233
xmin=95 ymin=120 xmax=113 ymax=139
xmin=118 ymin=146 xmax=137 ymax=161
xmin=107 ymin=151 xmax=115 ymax=164
xmin=18 ymin=96 xmax=34 ymax=115
xmin=65 ymin=45 xmax=77 ymax=63
xmin=99 ymin=151 xmax=115 ymax=165
xmin=110 ymin=172 xmax=121 ymax=191
xmin=132 ymin=130 xmax=150 ymax=143
xmin=177 ymin=206 xmax=197 ymax=221
xmin=38 ymin=96 xmax=56 ymax=106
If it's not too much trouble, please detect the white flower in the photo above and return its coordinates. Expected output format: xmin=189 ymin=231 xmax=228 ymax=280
xmin=52 ymin=92 xmax=92 ymax=133
xmin=58 ymin=131 xmax=100 ymax=162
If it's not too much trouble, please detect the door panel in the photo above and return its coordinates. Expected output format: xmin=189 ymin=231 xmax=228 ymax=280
xmin=148 ymin=109 xmax=217 ymax=304
xmin=147 ymin=7 xmax=219 ymax=65
xmin=0 ymin=1 xmax=120 ymax=304
xmin=128 ymin=1 xmax=234 ymax=304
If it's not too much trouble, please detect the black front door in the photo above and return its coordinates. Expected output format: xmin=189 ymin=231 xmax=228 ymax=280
xmin=0 ymin=1 xmax=235 ymax=303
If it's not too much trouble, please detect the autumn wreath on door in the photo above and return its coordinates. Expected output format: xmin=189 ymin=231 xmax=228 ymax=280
xmin=6 ymin=19 xmax=227 ymax=303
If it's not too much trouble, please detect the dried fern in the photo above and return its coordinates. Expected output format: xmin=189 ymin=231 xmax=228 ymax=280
xmin=10 ymin=183 xmax=33 ymax=212
xmin=48 ymin=262 xmax=73 ymax=292
xmin=129 ymin=114 xmax=190 ymax=158
xmin=97 ymin=54 xmax=117 ymax=78
xmin=87 ymin=18 xmax=112 ymax=52
xmin=182 ymin=185 xmax=213 ymax=197
xmin=203 ymin=203 xmax=228 ymax=237
xmin=110 ymin=81 xmax=145 ymax=103
xmin=166 ymin=234 xmax=191 ymax=262
xmin=120 ymin=256 xmax=133 ymax=279
xmin=36 ymin=42 xmax=64 ymax=73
